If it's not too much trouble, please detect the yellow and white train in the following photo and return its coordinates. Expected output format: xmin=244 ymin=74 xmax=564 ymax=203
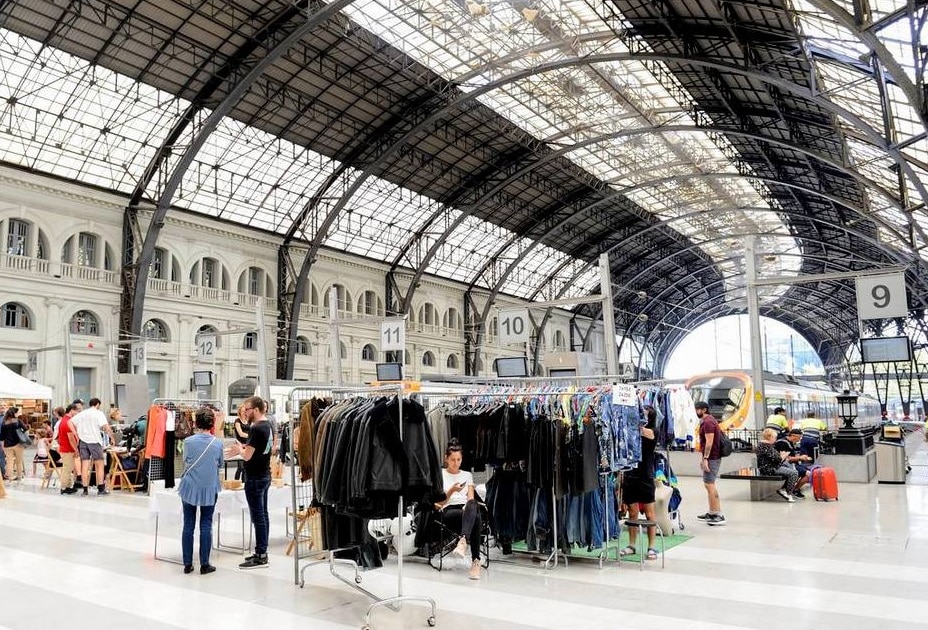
xmin=685 ymin=370 xmax=881 ymax=432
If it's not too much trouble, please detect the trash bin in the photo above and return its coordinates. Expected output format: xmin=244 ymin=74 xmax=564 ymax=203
xmin=875 ymin=441 xmax=906 ymax=484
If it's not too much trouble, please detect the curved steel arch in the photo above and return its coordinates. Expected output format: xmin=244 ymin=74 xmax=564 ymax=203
xmin=455 ymin=122 xmax=914 ymax=292
xmin=124 ymin=0 xmax=354 ymax=339
xmin=805 ymin=0 xmax=928 ymax=131
xmin=282 ymin=50 xmax=928 ymax=376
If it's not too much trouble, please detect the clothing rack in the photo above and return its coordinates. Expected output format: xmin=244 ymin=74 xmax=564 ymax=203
xmin=416 ymin=387 xmax=588 ymax=570
xmin=286 ymin=386 xmax=333 ymax=586
xmin=146 ymin=398 xmax=223 ymax=491
xmin=295 ymin=383 xmax=438 ymax=630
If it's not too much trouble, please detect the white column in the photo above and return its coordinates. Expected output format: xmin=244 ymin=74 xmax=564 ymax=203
xmin=599 ymin=253 xmax=619 ymax=376
xmin=744 ymin=236 xmax=767 ymax=429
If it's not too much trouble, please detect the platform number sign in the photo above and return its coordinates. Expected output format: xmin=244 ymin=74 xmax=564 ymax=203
xmin=380 ymin=317 xmax=406 ymax=352
xmin=855 ymin=273 xmax=908 ymax=321
xmin=196 ymin=334 xmax=217 ymax=361
xmin=499 ymin=308 xmax=530 ymax=345
xmin=130 ymin=341 xmax=147 ymax=373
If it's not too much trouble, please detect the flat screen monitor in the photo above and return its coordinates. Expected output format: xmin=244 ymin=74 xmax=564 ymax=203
xmin=860 ymin=336 xmax=911 ymax=363
xmin=376 ymin=362 xmax=403 ymax=381
xmin=549 ymin=368 xmax=577 ymax=378
xmin=192 ymin=370 xmax=214 ymax=386
xmin=494 ymin=356 xmax=529 ymax=378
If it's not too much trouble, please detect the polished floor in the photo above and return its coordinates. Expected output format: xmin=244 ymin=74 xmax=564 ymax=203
xmin=2 ymin=433 xmax=928 ymax=630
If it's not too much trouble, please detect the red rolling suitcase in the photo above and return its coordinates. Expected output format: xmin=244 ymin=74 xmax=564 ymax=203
xmin=811 ymin=466 xmax=838 ymax=501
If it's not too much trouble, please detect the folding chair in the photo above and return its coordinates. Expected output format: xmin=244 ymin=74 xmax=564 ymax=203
xmin=108 ymin=449 xmax=145 ymax=492
xmin=416 ymin=502 xmax=491 ymax=572
xmin=41 ymin=452 xmax=62 ymax=490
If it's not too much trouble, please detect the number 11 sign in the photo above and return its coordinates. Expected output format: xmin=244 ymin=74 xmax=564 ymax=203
xmin=380 ymin=317 xmax=406 ymax=352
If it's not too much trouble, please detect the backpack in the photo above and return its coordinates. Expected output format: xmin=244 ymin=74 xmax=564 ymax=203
xmin=718 ymin=430 xmax=733 ymax=458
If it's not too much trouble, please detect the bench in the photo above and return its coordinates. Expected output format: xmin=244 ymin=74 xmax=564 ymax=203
xmin=720 ymin=468 xmax=787 ymax=501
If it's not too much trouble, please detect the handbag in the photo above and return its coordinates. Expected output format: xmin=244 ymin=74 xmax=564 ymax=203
xmin=15 ymin=426 xmax=32 ymax=447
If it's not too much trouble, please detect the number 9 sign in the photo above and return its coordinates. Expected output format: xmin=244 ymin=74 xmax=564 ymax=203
xmin=855 ymin=273 xmax=908 ymax=321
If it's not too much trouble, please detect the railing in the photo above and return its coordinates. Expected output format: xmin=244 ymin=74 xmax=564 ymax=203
xmin=147 ymin=278 xmax=184 ymax=294
xmin=0 ymin=253 xmax=50 ymax=274
xmin=59 ymin=262 xmax=117 ymax=284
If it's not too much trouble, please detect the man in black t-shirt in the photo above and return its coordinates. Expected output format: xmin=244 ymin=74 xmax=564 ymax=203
xmin=226 ymin=395 xmax=272 ymax=569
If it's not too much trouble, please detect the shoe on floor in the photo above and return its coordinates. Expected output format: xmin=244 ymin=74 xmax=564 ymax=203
xmin=239 ymin=554 xmax=268 ymax=569
xmin=695 ymin=512 xmax=712 ymax=521
xmin=469 ymin=559 xmax=481 ymax=580
xmin=183 ymin=565 xmax=194 ymax=574
xmin=452 ymin=536 xmax=467 ymax=558
xmin=707 ymin=514 xmax=727 ymax=526
xmin=776 ymin=489 xmax=795 ymax=502
xmin=200 ymin=564 xmax=216 ymax=575
xmin=81 ymin=487 xmax=89 ymax=496
xmin=792 ymin=490 xmax=806 ymax=499
xmin=97 ymin=488 xmax=110 ymax=496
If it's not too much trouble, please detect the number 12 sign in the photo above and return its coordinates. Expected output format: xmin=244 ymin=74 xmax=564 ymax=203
xmin=380 ymin=317 xmax=406 ymax=352
xmin=855 ymin=272 xmax=908 ymax=320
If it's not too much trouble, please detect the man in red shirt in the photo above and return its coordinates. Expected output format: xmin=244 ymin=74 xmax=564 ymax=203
xmin=56 ymin=403 xmax=82 ymax=494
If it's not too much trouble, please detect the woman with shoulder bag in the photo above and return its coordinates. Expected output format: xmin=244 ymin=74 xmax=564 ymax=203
xmin=178 ymin=408 xmax=224 ymax=575
xmin=1 ymin=407 xmax=28 ymax=481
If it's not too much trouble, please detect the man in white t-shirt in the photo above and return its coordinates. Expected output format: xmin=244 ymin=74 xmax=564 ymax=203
xmin=71 ymin=397 xmax=114 ymax=496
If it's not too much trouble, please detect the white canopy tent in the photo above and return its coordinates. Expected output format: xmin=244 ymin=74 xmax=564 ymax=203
xmin=0 ymin=362 xmax=53 ymax=400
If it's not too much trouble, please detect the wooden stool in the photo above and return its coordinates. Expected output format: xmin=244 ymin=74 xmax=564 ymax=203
xmin=286 ymin=507 xmax=319 ymax=556
xmin=40 ymin=458 xmax=61 ymax=489
xmin=623 ymin=518 xmax=665 ymax=570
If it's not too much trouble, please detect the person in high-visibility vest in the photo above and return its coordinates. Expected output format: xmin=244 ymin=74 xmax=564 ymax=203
xmin=765 ymin=407 xmax=789 ymax=437
xmin=798 ymin=411 xmax=828 ymax=460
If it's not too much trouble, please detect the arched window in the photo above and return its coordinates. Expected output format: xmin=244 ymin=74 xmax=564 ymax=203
xmin=196 ymin=324 xmax=222 ymax=348
xmin=422 ymin=351 xmax=435 ymax=367
xmin=62 ymin=232 xmax=100 ymax=267
xmin=143 ymin=319 xmax=169 ymax=342
xmin=1 ymin=302 xmax=31 ymax=329
xmin=553 ymin=330 xmax=566 ymax=350
xmin=5 ymin=219 xmax=47 ymax=258
xmin=190 ymin=257 xmax=227 ymax=289
xmin=418 ymin=302 xmax=438 ymax=326
xmin=358 ymin=290 xmax=383 ymax=316
xmin=361 ymin=343 xmax=377 ymax=362
xmin=239 ymin=266 xmax=273 ymax=297
xmin=443 ymin=308 xmax=462 ymax=330
xmin=150 ymin=248 xmax=167 ymax=280
xmin=69 ymin=310 xmax=100 ymax=335
xmin=243 ymin=332 xmax=257 ymax=350
xmin=446 ymin=354 xmax=459 ymax=369
xmin=295 ymin=336 xmax=310 ymax=355
xmin=323 ymin=284 xmax=352 ymax=313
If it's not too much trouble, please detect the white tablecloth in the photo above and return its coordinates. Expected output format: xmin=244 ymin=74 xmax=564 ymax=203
xmin=148 ymin=484 xmax=291 ymax=523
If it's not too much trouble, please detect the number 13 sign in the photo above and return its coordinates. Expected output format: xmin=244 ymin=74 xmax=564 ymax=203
xmin=855 ymin=273 xmax=907 ymax=320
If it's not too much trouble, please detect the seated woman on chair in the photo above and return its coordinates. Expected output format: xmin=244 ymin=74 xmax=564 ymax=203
xmin=620 ymin=405 xmax=659 ymax=560
xmin=434 ymin=439 xmax=482 ymax=580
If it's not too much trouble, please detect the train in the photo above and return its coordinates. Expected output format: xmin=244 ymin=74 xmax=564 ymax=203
xmin=685 ymin=370 xmax=882 ymax=432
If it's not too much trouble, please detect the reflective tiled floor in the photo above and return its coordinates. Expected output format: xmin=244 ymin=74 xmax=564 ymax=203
xmin=2 ymin=433 xmax=928 ymax=630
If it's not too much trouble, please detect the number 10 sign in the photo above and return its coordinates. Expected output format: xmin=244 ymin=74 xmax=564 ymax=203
xmin=855 ymin=272 xmax=907 ymax=321
xmin=380 ymin=317 xmax=406 ymax=352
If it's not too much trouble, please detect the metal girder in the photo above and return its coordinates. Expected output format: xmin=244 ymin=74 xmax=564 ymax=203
xmin=117 ymin=0 xmax=327 ymax=369
xmin=122 ymin=0 xmax=350 ymax=347
xmin=804 ymin=0 xmax=928 ymax=129
xmin=454 ymin=121 xmax=911 ymax=299
xmin=277 ymin=50 xmax=928 ymax=376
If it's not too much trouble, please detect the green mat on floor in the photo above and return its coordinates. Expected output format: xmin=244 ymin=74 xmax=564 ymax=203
xmin=510 ymin=531 xmax=692 ymax=562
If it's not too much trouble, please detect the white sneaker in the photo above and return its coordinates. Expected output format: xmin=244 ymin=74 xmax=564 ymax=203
xmin=776 ymin=489 xmax=795 ymax=502
xmin=469 ymin=559 xmax=481 ymax=580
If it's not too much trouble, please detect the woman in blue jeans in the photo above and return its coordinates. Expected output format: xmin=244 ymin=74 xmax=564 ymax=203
xmin=178 ymin=409 xmax=223 ymax=575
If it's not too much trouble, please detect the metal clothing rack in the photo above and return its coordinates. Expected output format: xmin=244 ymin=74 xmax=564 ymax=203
xmin=147 ymin=397 xmax=223 ymax=490
xmin=295 ymin=383 xmax=438 ymax=630
xmin=286 ymin=385 xmax=334 ymax=586
xmin=416 ymin=387 xmax=589 ymax=570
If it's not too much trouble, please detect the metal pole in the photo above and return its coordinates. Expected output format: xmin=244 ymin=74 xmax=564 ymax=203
xmin=744 ymin=236 xmax=767 ymax=429
xmin=256 ymin=298 xmax=271 ymax=403
xmin=599 ymin=253 xmax=619 ymax=375
xmin=329 ymin=287 xmax=342 ymax=386
xmin=64 ymin=325 xmax=74 ymax=401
